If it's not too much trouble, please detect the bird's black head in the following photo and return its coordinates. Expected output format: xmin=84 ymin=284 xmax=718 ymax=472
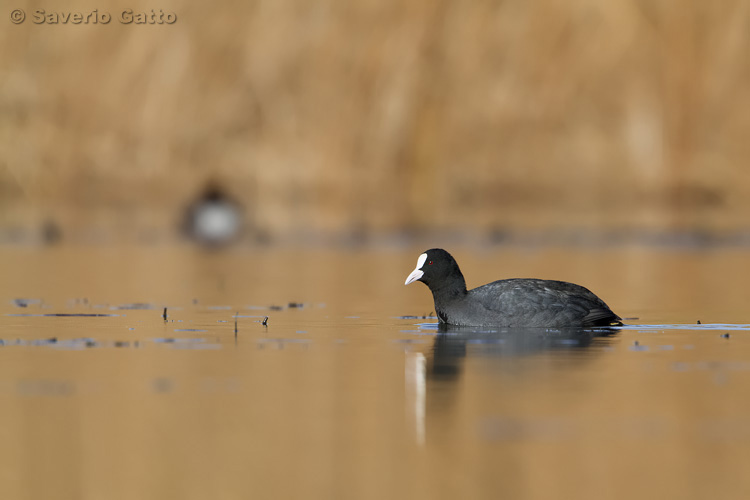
xmin=404 ymin=248 xmax=466 ymax=293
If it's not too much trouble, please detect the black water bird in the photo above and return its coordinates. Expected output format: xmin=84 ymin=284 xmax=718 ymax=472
xmin=405 ymin=248 xmax=622 ymax=328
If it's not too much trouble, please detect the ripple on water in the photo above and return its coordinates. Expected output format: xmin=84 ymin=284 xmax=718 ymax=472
xmin=0 ymin=338 xmax=142 ymax=349
xmin=6 ymin=313 xmax=119 ymax=317
xmin=114 ymin=303 xmax=155 ymax=310
xmin=622 ymin=323 xmax=750 ymax=331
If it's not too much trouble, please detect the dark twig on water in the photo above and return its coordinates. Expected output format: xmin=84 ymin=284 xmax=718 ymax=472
xmin=262 ymin=316 xmax=268 ymax=326
xmin=163 ymin=307 xmax=168 ymax=321
xmin=234 ymin=312 xmax=238 ymax=338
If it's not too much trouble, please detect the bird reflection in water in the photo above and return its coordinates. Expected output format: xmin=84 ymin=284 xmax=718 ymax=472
xmin=405 ymin=325 xmax=618 ymax=445
xmin=429 ymin=325 xmax=618 ymax=380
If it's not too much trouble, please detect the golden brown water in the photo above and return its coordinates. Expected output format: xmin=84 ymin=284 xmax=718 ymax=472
xmin=1 ymin=245 xmax=750 ymax=499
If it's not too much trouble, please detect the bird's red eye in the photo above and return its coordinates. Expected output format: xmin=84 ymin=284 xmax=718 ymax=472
xmin=428 ymin=260 xmax=433 ymax=265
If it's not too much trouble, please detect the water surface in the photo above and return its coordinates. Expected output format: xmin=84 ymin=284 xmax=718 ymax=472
xmin=1 ymin=245 xmax=749 ymax=499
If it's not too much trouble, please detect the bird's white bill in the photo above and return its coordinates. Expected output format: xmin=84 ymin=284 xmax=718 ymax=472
xmin=404 ymin=253 xmax=428 ymax=285
xmin=404 ymin=269 xmax=424 ymax=285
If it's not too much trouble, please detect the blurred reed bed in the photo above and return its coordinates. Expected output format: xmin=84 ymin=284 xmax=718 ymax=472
xmin=1 ymin=0 xmax=750 ymax=243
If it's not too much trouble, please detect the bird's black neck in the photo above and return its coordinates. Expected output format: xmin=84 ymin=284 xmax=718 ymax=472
xmin=429 ymin=274 xmax=467 ymax=306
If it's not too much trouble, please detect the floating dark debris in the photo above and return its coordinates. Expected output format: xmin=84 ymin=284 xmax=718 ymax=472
xmin=12 ymin=298 xmax=42 ymax=308
xmin=398 ymin=314 xmax=437 ymax=320
xmin=266 ymin=303 xmax=305 ymax=311
xmin=51 ymin=313 xmax=112 ymax=317
xmin=163 ymin=307 xmax=168 ymax=321
xmin=262 ymin=316 xmax=269 ymax=326
xmin=32 ymin=337 xmax=58 ymax=346
xmin=629 ymin=340 xmax=649 ymax=352
xmin=0 ymin=337 xmax=140 ymax=349
xmin=721 ymin=333 xmax=731 ymax=339
xmin=151 ymin=338 xmax=219 ymax=349
xmin=697 ymin=320 xmax=702 ymax=325
xmin=153 ymin=338 xmax=205 ymax=344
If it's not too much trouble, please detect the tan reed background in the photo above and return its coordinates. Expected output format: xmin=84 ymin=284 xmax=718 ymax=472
xmin=2 ymin=0 xmax=750 ymax=243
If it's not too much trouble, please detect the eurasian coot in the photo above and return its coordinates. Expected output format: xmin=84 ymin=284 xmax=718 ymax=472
xmin=404 ymin=248 xmax=622 ymax=328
